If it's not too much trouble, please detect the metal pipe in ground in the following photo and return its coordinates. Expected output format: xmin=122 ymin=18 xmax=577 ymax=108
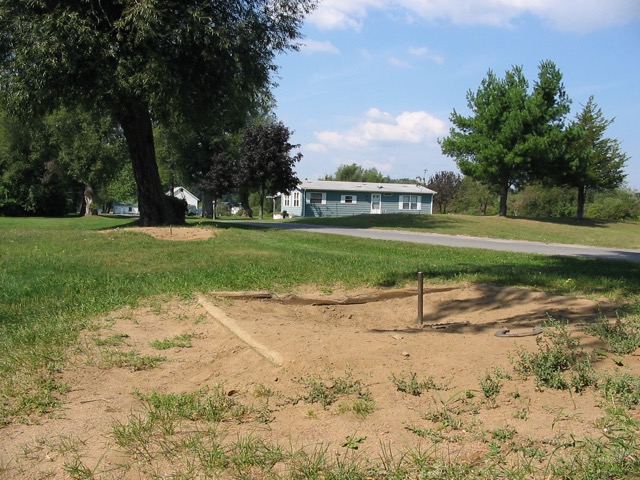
xmin=417 ymin=271 xmax=423 ymax=325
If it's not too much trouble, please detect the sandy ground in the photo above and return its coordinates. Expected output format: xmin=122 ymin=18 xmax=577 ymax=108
xmin=1 ymin=227 xmax=638 ymax=478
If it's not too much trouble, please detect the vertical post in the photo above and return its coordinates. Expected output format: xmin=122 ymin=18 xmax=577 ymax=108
xmin=417 ymin=271 xmax=424 ymax=326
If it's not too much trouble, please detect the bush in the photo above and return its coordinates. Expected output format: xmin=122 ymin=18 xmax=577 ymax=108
xmin=509 ymin=185 xmax=576 ymax=218
xmin=586 ymin=189 xmax=640 ymax=220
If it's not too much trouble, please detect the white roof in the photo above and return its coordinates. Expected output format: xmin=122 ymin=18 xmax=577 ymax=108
xmin=167 ymin=186 xmax=200 ymax=202
xmin=298 ymin=180 xmax=436 ymax=195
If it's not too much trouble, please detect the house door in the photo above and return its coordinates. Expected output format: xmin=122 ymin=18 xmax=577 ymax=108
xmin=370 ymin=194 xmax=381 ymax=214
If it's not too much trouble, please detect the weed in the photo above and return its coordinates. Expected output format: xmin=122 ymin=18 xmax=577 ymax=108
xmin=253 ymin=384 xmax=275 ymax=398
xmin=391 ymin=371 xmax=446 ymax=396
xmin=424 ymin=397 xmax=463 ymax=431
xmin=513 ymin=319 xmax=596 ymax=392
xmin=136 ymin=386 xmax=247 ymax=423
xmin=491 ymin=426 xmax=517 ymax=442
xmin=479 ymin=369 xmax=502 ymax=402
xmin=150 ymin=332 xmax=197 ymax=350
xmin=93 ymin=333 xmax=129 ymax=347
xmin=299 ymin=370 xmax=368 ymax=408
xmin=586 ymin=313 xmax=640 ymax=355
xmin=599 ymin=373 xmax=640 ymax=408
xmin=404 ymin=424 xmax=445 ymax=443
xmin=341 ymin=435 xmax=367 ymax=450
xmin=101 ymin=349 xmax=165 ymax=371
xmin=338 ymin=392 xmax=376 ymax=418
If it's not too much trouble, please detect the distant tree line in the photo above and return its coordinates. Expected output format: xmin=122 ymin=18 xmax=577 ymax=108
xmin=0 ymin=106 xmax=301 ymax=220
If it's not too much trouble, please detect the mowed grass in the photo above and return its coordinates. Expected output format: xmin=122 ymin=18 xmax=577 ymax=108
xmin=290 ymin=213 xmax=640 ymax=249
xmin=1 ymin=214 xmax=639 ymax=423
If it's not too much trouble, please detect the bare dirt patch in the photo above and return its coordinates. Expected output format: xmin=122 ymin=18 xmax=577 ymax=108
xmin=103 ymin=226 xmax=216 ymax=241
xmin=1 ymin=284 xmax=636 ymax=478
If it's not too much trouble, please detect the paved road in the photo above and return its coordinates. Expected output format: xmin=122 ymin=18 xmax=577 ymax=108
xmin=228 ymin=221 xmax=640 ymax=264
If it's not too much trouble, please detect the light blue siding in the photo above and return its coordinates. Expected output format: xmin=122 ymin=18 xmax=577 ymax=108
xmin=296 ymin=191 xmax=433 ymax=217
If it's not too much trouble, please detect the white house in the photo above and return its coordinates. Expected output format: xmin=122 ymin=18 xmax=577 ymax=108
xmin=167 ymin=186 xmax=200 ymax=215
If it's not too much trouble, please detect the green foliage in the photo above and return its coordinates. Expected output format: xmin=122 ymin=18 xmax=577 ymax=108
xmin=100 ymin=349 xmax=165 ymax=371
xmin=391 ymin=371 xmax=446 ymax=396
xmin=451 ymin=177 xmax=497 ymax=215
xmin=586 ymin=313 xmax=640 ymax=355
xmin=150 ymin=333 xmax=197 ymax=350
xmin=513 ymin=320 xmax=597 ymax=391
xmin=426 ymin=171 xmax=463 ymax=214
xmin=479 ymin=368 xmax=505 ymax=401
xmin=298 ymin=371 xmax=370 ymax=409
xmin=560 ymin=96 xmax=629 ymax=219
xmin=322 ymin=163 xmax=392 ymax=183
xmin=441 ymin=61 xmax=570 ymax=216
xmin=238 ymin=121 xmax=302 ymax=219
xmin=509 ymin=185 xmax=576 ymax=218
xmin=0 ymin=0 xmax=315 ymax=226
xmin=587 ymin=189 xmax=640 ymax=220
xmin=599 ymin=374 xmax=640 ymax=408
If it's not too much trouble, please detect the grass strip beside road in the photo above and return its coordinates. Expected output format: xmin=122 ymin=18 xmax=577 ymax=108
xmin=290 ymin=213 xmax=640 ymax=249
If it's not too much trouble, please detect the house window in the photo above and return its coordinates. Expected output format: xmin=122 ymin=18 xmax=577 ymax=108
xmin=283 ymin=195 xmax=290 ymax=207
xmin=340 ymin=195 xmax=357 ymax=204
xmin=308 ymin=192 xmax=326 ymax=204
xmin=399 ymin=195 xmax=420 ymax=210
xmin=293 ymin=192 xmax=300 ymax=207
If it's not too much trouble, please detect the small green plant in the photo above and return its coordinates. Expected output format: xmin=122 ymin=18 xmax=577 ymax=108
xmin=299 ymin=371 xmax=368 ymax=408
xmin=101 ymin=349 xmax=165 ymax=371
xmin=586 ymin=314 xmax=640 ymax=355
xmin=253 ymin=384 xmax=275 ymax=398
xmin=513 ymin=319 xmax=596 ymax=391
xmin=341 ymin=435 xmax=367 ymax=450
xmin=491 ymin=426 xmax=516 ymax=442
xmin=151 ymin=332 xmax=197 ymax=350
xmin=94 ymin=333 xmax=129 ymax=347
xmin=338 ymin=392 xmax=376 ymax=418
xmin=404 ymin=424 xmax=445 ymax=443
xmin=391 ymin=371 xmax=445 ymax=396
xmin=599 ymin=373 xmax=640 ymax=408
xmin=479 ymin=370 xmax=502 ymax=401
xmin=424 ymin=398 xmax=463 ymax=431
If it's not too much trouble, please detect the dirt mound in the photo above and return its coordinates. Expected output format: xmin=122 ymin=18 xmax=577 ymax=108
xmin=1 ymin=284 xmax=631 ymax=478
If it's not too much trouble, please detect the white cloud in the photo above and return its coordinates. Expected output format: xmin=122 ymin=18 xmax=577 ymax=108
xmin=388 ymin=57 xmax=410 ymax=68
xmin=308 ymin=0 xmax=640 ymax=33
xmin=313 ymin=108 xmax=447 ymax=151
xmin=301 ymin=39 xmax=340 ymax=54
xmin=408 ymin=46 xmax=445 ymax=65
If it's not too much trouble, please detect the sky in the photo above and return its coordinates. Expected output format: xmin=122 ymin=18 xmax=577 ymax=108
xmin=273 ymin=0 xmax=640 ymax=190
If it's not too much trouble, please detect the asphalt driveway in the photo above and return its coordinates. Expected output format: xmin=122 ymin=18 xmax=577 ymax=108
xmin=227 ymin=221 xmax=640 ymax=264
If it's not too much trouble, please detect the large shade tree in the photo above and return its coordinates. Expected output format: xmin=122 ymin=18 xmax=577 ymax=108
xmin=0 ymin=0 xmax=315 ymax=225
xmin=440 ymin=61 xmax=570 ymax=216
xmin=559 ymin=96 xmax=628 ymax=220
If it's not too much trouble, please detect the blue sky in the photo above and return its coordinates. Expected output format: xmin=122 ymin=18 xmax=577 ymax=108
xmin=273 ymin=0 xmax=640 ymax=189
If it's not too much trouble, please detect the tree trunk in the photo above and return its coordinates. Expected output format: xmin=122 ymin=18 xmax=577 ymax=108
xmin=118 ymin=101 xmax=183 ymax=226
xmin=498 ymin=184 xmax=509 ymax=217
xmin=83 ymin=184 xmax=94 ymax=216
xmin=258 ymin=187 xmax=265 ymax=220
xmin=239 ymin=190 xmax=253 ymax=218
xmin=202 ymin=190 xmax=214 ymax=219
xmin=576 ymin=185 xmax=586 ymax=220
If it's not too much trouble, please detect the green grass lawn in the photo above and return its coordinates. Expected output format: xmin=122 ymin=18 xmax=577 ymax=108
xmin=289 ymin=213 xmax=640 ymax=249
xmin=2 ymin=215 xmax=640 ymax=477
